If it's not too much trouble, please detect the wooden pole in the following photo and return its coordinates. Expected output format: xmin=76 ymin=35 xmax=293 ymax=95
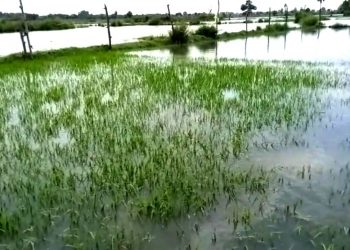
xmin=19 ymin=32 xmax=27 ymax=55
xmin=19 ymin=0 xmax=32 ymax=57
xmin=167 ymin=4 xmax=174 ymax=33
xmin=268 ymin=8 xmax=271 ymax=28
xmin=104 ymin=4 xmax=112 ymax=50
xmin=245 ymin=12 xmax=248 ymax=33
xmin=319 ymin=1 xmax=322 ymax=25
xmin=216 ymin=0 xmax=220 ymax=30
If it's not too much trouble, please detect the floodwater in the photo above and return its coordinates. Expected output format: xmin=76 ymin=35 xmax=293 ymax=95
xmin=132 ymin=27 xmax=350 ymax=63
xmin=140 ymin=84 xmax=350 ymax=250
xmin=129 ymin=19 xmax=350 ymax=249
xmin=0 ymin=17 xmax=349 ymax=58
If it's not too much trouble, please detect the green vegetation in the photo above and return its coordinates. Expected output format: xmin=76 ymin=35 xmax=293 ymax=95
xmin=168 ymin=24 xmax=189 ymax=44
xmin=195 ymin=25 xmax=218 ymax=39
xmin=301 ymin=15 xmax=320 ymax=28
xmin=294 ymin=10 xmax=322 ymax=28
xmin=110 ymin=20 xmax=124 ymax=27
xmin=338 ymin=0 xmax=350 ymax=16
xmin=0 ymin=49 xmax=344 ymax=249
xmin=295 ymin=11 xmax=309 ymax=24
xmin=329 ymin=23 xmax=350 ymax=29
xmin=264 ymin=23 xmax=289 ymax=32
xmin=220 ymin=24 xmax=292 ymax=41
xmin=0 ymin=19 xmax=75 ymax=33
xmin=4 ymin=47 xmax=350 ymax=250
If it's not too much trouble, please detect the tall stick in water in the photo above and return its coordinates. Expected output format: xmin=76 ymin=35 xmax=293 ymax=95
xmin=19 ymin=0 xmax=32 ymax=57
xmin=216 ymin=0 xmax=220 ymax=31
xmin=104 ymin=4 xmax=112 ymax=50
xmin=167 ymin=4 xmax=174 ymax=33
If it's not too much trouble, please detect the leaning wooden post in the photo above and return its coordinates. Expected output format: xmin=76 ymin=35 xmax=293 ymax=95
xmin=19 ymin=0 xmax=32 ymax=57
xmin=104 ymin=4 xmax=112 ymax=50
xmin=167 ymin=4 xmax=174 ymax=33
xmin=19 ymin=32 xmax=27 ymax=55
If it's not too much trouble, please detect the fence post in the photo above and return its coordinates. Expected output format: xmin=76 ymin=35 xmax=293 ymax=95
xmin=167 ymin=4 xmax=174 ymax=33
xmin=19 ymin=0 xmax=32 ymax=57
xmin=104 ymin=4 xmax=112 ymax=50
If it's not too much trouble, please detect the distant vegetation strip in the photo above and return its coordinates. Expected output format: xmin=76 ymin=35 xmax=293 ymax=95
xmin=0 ymin=19 xmax=75 ymax=33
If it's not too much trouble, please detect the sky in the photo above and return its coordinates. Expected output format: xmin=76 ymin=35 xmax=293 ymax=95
xmin=0 ymin=0 xmax=344 ymax=15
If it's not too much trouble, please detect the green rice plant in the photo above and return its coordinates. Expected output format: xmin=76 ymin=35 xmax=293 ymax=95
xmin=0 ymin=52 xmax=346 ymax=249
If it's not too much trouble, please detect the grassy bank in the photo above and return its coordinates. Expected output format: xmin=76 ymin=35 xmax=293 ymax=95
xmin=0 ymin=19 xmax=75 ymax=33
xmin=0 ymin=24 xmax=293 ymax=62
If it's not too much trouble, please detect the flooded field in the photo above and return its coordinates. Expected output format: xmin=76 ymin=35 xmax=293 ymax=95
xmin=1 ymin=17 xmax=349 ymax=57
xmin=131 ymin=27 xmax=350 ymax=63
xmin=0 ymin=53 xmax=349 ymax=249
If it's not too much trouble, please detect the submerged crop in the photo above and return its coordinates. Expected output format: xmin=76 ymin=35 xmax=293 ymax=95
xmin=0 ymin=55 xmax=347 ymax=249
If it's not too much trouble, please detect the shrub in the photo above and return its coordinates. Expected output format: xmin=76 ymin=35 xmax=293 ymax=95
xmin=345 ymin=10 xmax=350 ymax=16
xmin=295 ymin=11 xmax=308 ymax=23
xmin=189 ymin=19 xmax=201 ymax=25
xmin=258 ymin=18 xmax=265 ymax=23
xmin=111 ymin=20 xmax=123 ymax=27
xmin=301 ymin=15 xmax=319 ymax=28
xmin=264 ymin=23 xmax=288 ymax=32
xmin=148 ymin=18 xmax=162 ymax=25
xmin=329 ymin=23 xmax=349 ymax=29
xmin=195 ymin=25 xmax=218 ymax=39
xmin=169 ymin=24 xmax=189 ymax=44
xmin=256 ymin=26 xmax=262 ymax=31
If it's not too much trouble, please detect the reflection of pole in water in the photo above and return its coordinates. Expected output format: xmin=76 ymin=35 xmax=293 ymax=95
xmin=267 ymin=35 xmax=270 ymax=53
xmin=244 ymin=36 xmax=248 ymax=58
xmin=300 ymin=29 xmax=303 ymax=42
xmin=317 ymin=27 xmax=320 ymax=39
xmin=215 ymin=41 xmax=218 ymax=61
xmin=284 ymin=32 xmax=287 ymax=50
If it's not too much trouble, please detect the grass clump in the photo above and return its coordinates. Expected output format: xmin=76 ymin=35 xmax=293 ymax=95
xmin=169 ymin=24 xmax=189 ymax=44
xmin=195 ymin=25 xmax=218 ymax=39
xmin=189 ymin=19 xmax=201 ymax=25
xmin=148 ymin=18 xmax=162 ymax=25
xmin=329 ymin=23 xmax=349 ymax=29
xmin=111 ymin=20 xmax=124 ymax=26
xmin=264 ymin=23 xmax=288 ymax=32
xmin=301 ymin=15 xmax=319 ymax=28
xmin=0 ymin=19 xmax=74 ymax=33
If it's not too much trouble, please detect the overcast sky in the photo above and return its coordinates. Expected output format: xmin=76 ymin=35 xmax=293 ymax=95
xmin=1 ymin=0 xmax=344 ymax=15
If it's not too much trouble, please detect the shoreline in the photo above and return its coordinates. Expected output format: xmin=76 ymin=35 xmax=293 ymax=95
xmin=0 ymin=24 xmax=348 ymax=64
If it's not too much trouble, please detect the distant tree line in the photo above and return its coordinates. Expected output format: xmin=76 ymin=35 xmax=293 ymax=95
xmin=338 ymin=0 xmax=350 ymax=15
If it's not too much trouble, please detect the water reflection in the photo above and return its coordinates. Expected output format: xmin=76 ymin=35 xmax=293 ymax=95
xmin=132 ymin=28 xmax=350 ymax=63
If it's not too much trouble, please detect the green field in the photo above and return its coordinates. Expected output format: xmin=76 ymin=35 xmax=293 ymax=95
xmin=0 ymin=51 xmax=349 ymax=249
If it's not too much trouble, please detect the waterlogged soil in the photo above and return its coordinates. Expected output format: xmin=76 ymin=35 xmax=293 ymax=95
xmin=0 ymin=58 xmax=349 ymax=250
